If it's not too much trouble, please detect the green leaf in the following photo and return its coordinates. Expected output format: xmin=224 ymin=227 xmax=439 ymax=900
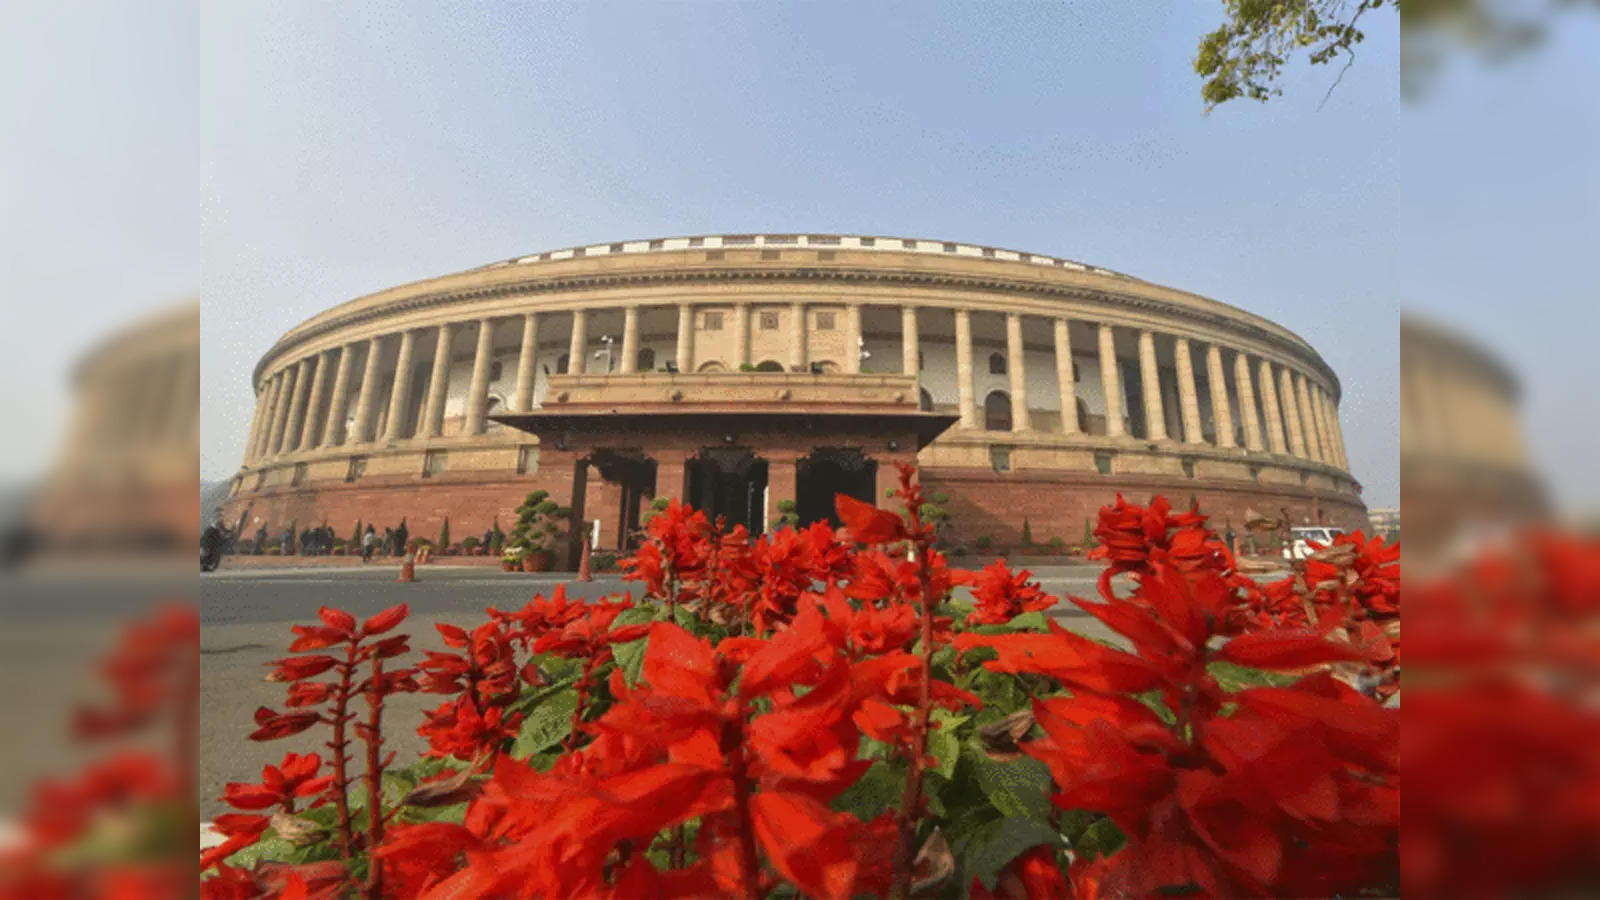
xmin=1007 ymin=611 xmax=1051 ymax=633
xmin=966 ymin=743 xmax=1052 ymax=822
xmin=613 ymin=636 xmax=649 ymax=685
xmin=671 ymin=605 xmax=698 ymax=630
xmin=832 ymin=761 xmax=903 ymax=821
xmin=1073 ymin=817 xmax=1126 ymax=860
xmin=959 ymin=817 xmax=1059 ymax=891
xmin=510 ymin=688 xmax=579 ymax=758
xmin=929 ymin=710 xmax=968 ymax=779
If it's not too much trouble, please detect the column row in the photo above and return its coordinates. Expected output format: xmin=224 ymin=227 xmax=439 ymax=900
xmin=242 ymin=304 xmax=1349 ymax=471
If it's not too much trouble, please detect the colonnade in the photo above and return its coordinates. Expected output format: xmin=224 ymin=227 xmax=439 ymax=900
xmin=243 ymin=303 xmax=1348 ymax=471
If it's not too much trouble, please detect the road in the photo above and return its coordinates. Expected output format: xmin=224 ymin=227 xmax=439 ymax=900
xmin=198 ymin=561 xmax=1118 ymax=818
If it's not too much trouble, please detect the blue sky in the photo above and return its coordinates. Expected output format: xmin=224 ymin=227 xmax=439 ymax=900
xmin=198 ymin=3 xmax=1402 ymax=504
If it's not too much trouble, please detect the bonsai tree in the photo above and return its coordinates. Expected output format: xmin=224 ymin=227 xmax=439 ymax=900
xmin=772 ymin=499 xmax=799 ymax=530
xmin=1020 ymin=517 xmax=1034 ymax=549
xmin=640 ymin=496 xmax=670 ymax=528
xmin=488 ymin=517 xmax=504 ymax=555
xmin=1083 ymin=517 xmax=1097 ymax=550
xmin=462 ymin=535 xmax=480 ymax=555
xmin=438 ymin=517 xmax=451 ymax=552
xmin=508 ymin=490 xmax=570 ymax=556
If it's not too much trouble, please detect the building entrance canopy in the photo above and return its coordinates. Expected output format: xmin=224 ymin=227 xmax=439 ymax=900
xmin=491 ymin=372 xmax=957 ymax=565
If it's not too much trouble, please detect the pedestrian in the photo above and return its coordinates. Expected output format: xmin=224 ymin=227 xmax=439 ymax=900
xmin=361 ymin=524 xmax=376 ymax=562
xmin=395 ymin=518 xmax=409 ymax=556
xmin=1224 ymin=521 xmax=1236 ymax=555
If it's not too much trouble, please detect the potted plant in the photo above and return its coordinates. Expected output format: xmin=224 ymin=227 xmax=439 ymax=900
xmin=508 ymin=490 xmax=570 ymax=572
xmin=500 ymin=545 xmax=524 ymax=572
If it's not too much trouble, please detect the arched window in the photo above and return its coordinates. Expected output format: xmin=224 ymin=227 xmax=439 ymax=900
xmin=984 ymin=390 xmax=1011 ymax=431
xmin=555 ymin=354 xmax=569 ymax=374
xmin=697 ymin=360 xmax=726 ymax=373
xmin=754 ymin=360 xmax=784 ymax=372
xmin=988 ymin=352 xmax=1006 ymax=375
xmin=918 ymin=388 xmax=934 ymax=412
xmin=637 ymin=348 xmax=656 ymax=371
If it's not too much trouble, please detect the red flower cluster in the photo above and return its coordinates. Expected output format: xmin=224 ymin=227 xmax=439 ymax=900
xmin=960 ymin=498 xmax=1398 ymax=897
xmin=958 ymin=559 xmax=1058 ymax=625
xmin=416 ymin=621 xmax=525 ymax=760
xmin=202 ymin=752 xmax=333 ymax=870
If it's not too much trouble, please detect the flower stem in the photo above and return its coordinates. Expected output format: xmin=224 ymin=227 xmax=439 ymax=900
xmin=363 ymin=654 xmax=387 ymax=899
xmin=890 ymin=533 xmax=938 ymax=899
xmin=327 ymin=642 xmax=358 ymax=860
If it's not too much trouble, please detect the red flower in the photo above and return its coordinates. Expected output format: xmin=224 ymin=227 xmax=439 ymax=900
xmin=362 ymin=603 xmax=409 ymax=636
xmin=960 ymin=560 xmax=1058 ymax=625
xmin=836 ymin=493 xmax=906 ymax=545
xmin=220 ymin=752 xmax=331 ymax=812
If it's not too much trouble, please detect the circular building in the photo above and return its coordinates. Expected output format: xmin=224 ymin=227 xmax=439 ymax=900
xmin=221 ymin=234 xmax=1363 ymax=563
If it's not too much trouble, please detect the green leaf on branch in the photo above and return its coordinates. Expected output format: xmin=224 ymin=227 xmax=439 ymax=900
xmin=510 ymin=688 xmax=579 ymax=758
xmin=929 ymin=709 xmax=968 ymax=779
xmin=832 ymin=760 xmax=903 ymax=821
xmin=965 ymin=742 xmax=1052 ymax=822
xmin=958 ymin=816 xmax=1059 ymax=891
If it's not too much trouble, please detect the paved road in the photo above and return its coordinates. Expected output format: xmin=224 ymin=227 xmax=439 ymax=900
xmin=198 ymin=562 xmax=1118 ymax=818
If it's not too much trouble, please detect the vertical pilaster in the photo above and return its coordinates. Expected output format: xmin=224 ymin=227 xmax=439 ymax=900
xmin=1098 ymin=323 xmax=1124 ymax=437
xmin=383 ymin=329 xmax=418 ymax=442
xmin=619 ymin=307 xmax=639 ymax=374
xmin=1234 ymin=353 xmax=1262 ymax=452
xmin=244 ymin=382 xmax=270 ymax=462
xmin=676 ymin=305 xmax=693 ymax=372
xmin=1174 ymin=337 xmax=1203 ymax=444
xmin=351 ymin=336 xmax=383 ymax=443
xmin=1137 ymin=331 xmax=1167 ymax=441
xmin=1206 ymin=345 xmax=1235 ymax=448
xmin=1276 ymin=366 xmax=1307 ymax=458
xmin=1294 ymin=373 xmax=1322 ymax=463
xmin=789 ymin=302 xmax=807 ymax=371
xmin=1054 ymin=318 xmax=1078 ymax=434
xmin=567 ymin=309 xmax=587 ymax=376
xmin=1006 ymin=312 xmax=1029 ymax=432
xmin=1257 ymin=359 xmax=1287 ymax=454
xmin=844 ymin=304 xmax=862 ymax=374
xmin=282 ymin=358 xmax=313 ymax=453
xmin=265 ymin=371 xmax=292 ymax=456
xmin=731 ymin=303 xmax=750 ymax=369
xmin=298 ymin=351 xmax=332 ymax=450
xmin=464 ymin=318 xmax=495 ymax=436
xmin=513 ymin=314 xmax=539 ymax=410
xmin=320 ymin=344 xmax=355 ymax=447
xmin=901 ymin=306 xmax=919 ymax=376
xmin=955 ymin=309 xmax=976 ymax=428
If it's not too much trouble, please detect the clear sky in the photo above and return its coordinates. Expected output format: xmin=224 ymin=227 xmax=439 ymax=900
xmin=194 ymin=3 xmax=1402 ymax=503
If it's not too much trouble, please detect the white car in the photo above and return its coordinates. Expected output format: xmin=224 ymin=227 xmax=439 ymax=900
xmin=1283 ymin=526 xmax=1344 ymax=561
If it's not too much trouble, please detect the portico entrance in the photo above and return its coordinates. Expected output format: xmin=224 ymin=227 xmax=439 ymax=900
xmin=687 ymin=447 xmax=769 ymax=535
xmin=796 ymin=448 xmax=876 ymax=528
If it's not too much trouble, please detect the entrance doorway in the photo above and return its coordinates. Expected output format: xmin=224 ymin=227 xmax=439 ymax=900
xmin=687 ymin=448 xmax=768 ymax=535
xmin=796 ymin=448 xmax=877 ymax=528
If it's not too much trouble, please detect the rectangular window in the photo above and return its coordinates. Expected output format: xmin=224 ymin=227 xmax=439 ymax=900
xmin=517 ymin=445 xmax=536 ymax=475
xmin=942 ymin=242 xmax=958 ymax=252
xmin=767 ymin=234 xmax=798 ymax=244
xmin=901 ymin=239 xmax=918 ymax=250
xmin=1094 ymin=451 xmax=1113 ymax=475
xmin=705 ymin=250 xmax=724 ymax=261
xmin=687 ymin=237 xmax=705 ymax=247
xmin=1181 ymin=457 xmax=1196 ymax=479
xmin=701 ymin=311 xmax=724 ymax=331
xmin=989 ymin=445 xmax=1013 ymax=473
xmin=817 ymin=250 xmax=836 ymax=261
xmin=760 ymin=249 xmax=780 ymax=260
xmin=648 ymin=239 xmax=665 ymax=250
xmin=981 ymin=247 xmax=995 ymax=258
xmin=859 ymin=236 xmax=876 ymax=247
xmin=807 ymin=234 xmax=840 ymax=245
xmin=759 ymin=311 xmax=780 ymax=330
xmin=571 ymin=247 xmax=586 ymax=257
xmin=422 ymin=450 xmax=448 ymax=479
xmin=724 ymin=234 xmax=756 ymax=245
xmin=345 ymin=456 xmax=367 ymax=483
xmin=291 ymin=463 xmax=308 ymax=487
xmin=815 ymin=311 xmax=836 ymax=331
xmin=609 ymin=243 xmax=625 ymax=253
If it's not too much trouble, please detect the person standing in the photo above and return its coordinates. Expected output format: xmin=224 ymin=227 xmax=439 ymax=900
xmin=361 ymin=524 xmax=376 ymax=562
xmin=395 ymin=518 xmax=409 ymax=555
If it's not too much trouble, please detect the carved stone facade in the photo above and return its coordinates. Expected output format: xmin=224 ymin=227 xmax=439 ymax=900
xmin=223 ymin=235 xmax=1364 ymax=558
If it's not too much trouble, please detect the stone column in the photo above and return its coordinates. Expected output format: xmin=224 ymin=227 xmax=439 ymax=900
xmin=464 ymin=318 xmax=496 ymax=436
xmin=1137 ymin=331 xmax=1167 ymax=441
xmin=420 ymin=324 xmax=455 ymax=438
xmin=1276 ymin=366 xmax=1307 ymax=458
xmin=282 ymin=358 xmax=313 ymax=453
xmin=765 ymin=451 xmax=799 ymax=526
xmin=732 ymin=303 xmax=750 ymax=369
xmin=244 ymin=383 xmax=271 ymax=462
xmin=1323 ymin=392 xmax=1348 ymax=468
xmin=1206 ymin=345 xmax=1234 ymax=448
xmin=789 ymin=302 xmax=807 ymax=371
xmin=351 ymin=336 xmax=383 ymax=443
xmin=1234 ymin=353 xmax=1262 ymax=452
xmin=844 ymin=304 xmax=862 ymax=374
xmin=320 ymin=344 xmax=355 ymax=447
xmin=567 ymin=309 xmax=587 ymax=375
xmin=513 ymin=314 xmax=539 ymax=410
xmin=1006 ymin=312 xmax=1029 ymax=432
xmin=901 ymin=306 xmax=919 ymax=376
xmin=676 ymin=305 xmax=693 ymax=372
xmin=1313 ymin=386 xmax=1338 ymax=465
xmin=1098 ymin=323 xmax=1124 ymax=437
xmin=1052 ymin=318 xmax=1078 ymax=434
xmin=619 ymin=307 xmax=639 ymax=374
xmin=955 ymin=309 xmax=977 ymax=428
xmin=1294 ymin=373 xmax=1323 ymax=463
xmin=298 ymin=350 xmax=332 ymax=450
xmin=264 ymin=372 xmax=290 ymax=456
xmin=1256 ymin=359 xmax=1287 ymax=454
xmin=1174 ymin=338 xmax=1203 ymax=444
xmin=383 ymin=329 xmax=418 ymax=442
xmin=652 ymin=448 xmax=690 ymax=503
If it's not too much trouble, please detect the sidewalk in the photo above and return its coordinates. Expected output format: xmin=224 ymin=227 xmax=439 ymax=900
xmin=217 ymin=553 xmax=505 ymax=571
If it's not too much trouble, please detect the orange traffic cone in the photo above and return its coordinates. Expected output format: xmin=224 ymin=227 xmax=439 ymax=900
xmin=397 ymin=551 xmax=416 ymax=583
xmin=576 ymin=540 xmax=593 ymax=582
